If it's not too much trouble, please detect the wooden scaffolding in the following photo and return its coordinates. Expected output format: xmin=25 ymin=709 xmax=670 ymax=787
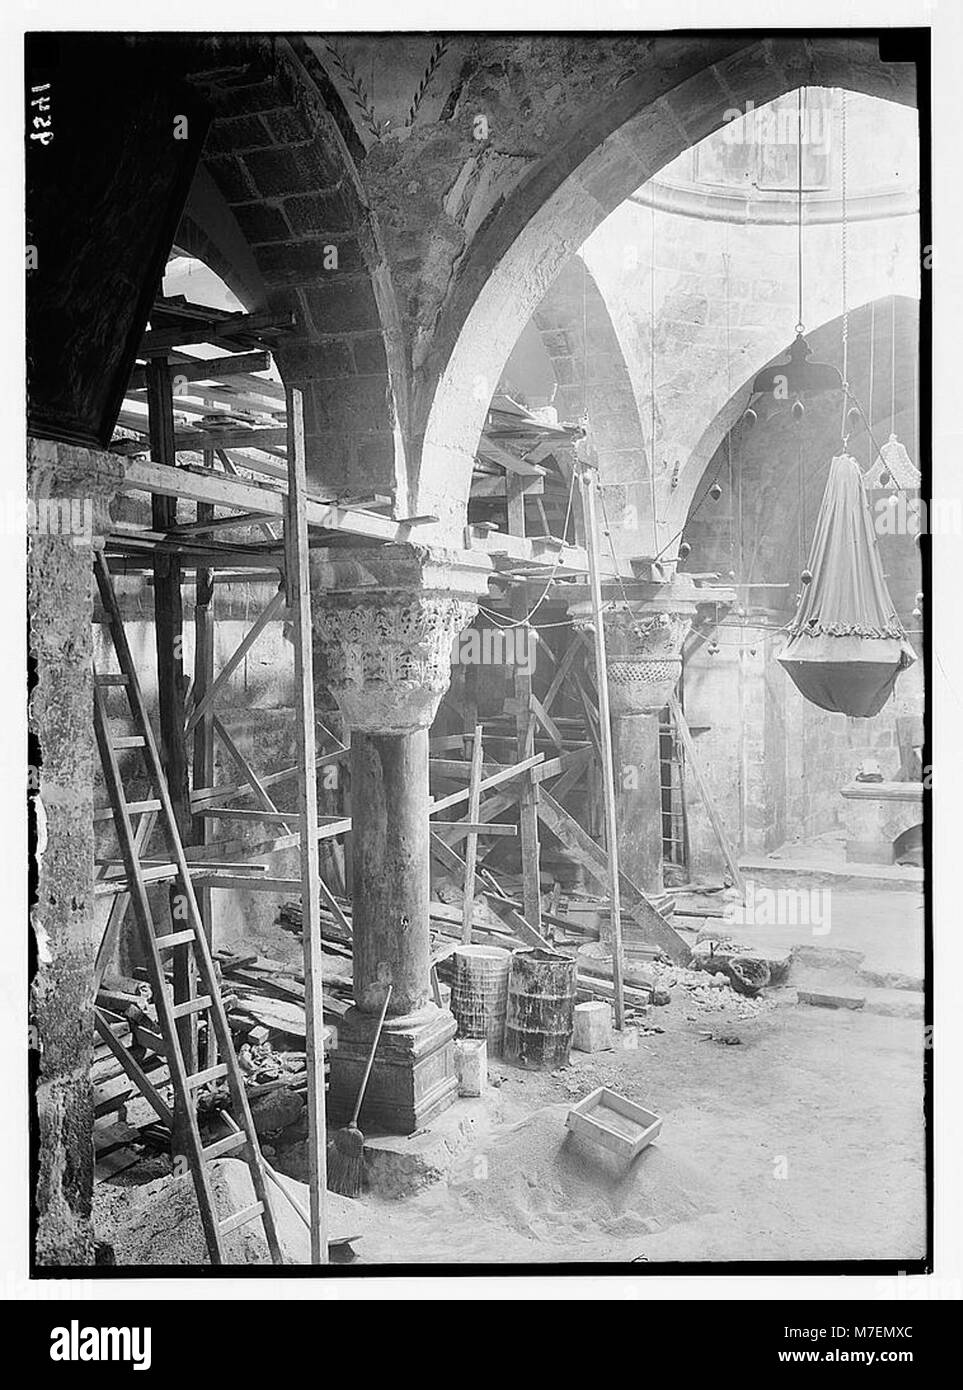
xmin=90 ymin=295 xmax=734 ymax=1263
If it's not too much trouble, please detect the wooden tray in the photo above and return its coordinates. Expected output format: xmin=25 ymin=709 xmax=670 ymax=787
xmin=565 ymin=1086 xmax=662 ymax=1160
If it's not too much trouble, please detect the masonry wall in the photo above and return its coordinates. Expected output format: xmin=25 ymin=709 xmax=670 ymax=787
xmin=684 ymin=628 xmax=924 ymax=874
xmin=29 ymin=438 xmax=124 ymax=1267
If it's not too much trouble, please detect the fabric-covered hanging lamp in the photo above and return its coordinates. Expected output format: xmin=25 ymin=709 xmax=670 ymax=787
xmin=777 ymin=453 xmax=915 ymax=717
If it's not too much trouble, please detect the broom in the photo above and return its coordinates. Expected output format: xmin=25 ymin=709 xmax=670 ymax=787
xmin=327 ymin=984 xmax=392 ymax=1198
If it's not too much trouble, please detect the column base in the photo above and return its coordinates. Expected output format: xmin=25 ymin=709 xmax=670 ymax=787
xmin=328 ymin=1003 xmax=458 ymax=1137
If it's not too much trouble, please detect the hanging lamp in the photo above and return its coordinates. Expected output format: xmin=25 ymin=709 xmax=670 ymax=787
xmin=746 ymin=90 xmax=842 ymax=413
xmin=863 ymin=296 xmax=921 ymax=490
xmin=778 ymin=94 xmax=915 ymax=717
xmin=777 ymin=452 xmax=915 ymax=715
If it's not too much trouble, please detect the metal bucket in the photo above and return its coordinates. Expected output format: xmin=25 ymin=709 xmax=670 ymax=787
xmin=504 ymin=947 xmax=577 ymax=1070
xmin=451 ymin=944 xmax=512 ymax=1056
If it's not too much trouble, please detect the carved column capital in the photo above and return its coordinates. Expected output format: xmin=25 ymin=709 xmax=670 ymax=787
xmin=311 ymin=544 xmax=490 ymax=734
xmin=570 ymin=578 xmax=700 ymax=715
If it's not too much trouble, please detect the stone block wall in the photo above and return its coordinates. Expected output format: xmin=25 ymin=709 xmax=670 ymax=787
xmin=28 ymin=437 xmax=124 ymax=1267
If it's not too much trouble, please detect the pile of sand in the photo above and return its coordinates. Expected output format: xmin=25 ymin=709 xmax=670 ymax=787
xmin=95 ymin=1158 xmax=369 ymax=1266
xmin=439 ymin=1103 xmax=718 ymax=1254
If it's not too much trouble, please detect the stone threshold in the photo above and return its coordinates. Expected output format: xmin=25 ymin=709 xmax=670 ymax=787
xmin=738 ymin=856 xmax=923 ymax=892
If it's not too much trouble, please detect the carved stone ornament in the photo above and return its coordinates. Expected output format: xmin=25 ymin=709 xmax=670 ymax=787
xmin=314 ymin=590 xmax=477 ymax=733
xmin=570 ymin=586 xmax=698 ymax=716
xmin=603 ymin=609 xmax=691 ymax=715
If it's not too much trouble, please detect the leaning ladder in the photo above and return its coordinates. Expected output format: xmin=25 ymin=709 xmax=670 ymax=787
xmin=92 ymin=549 xmax=283 ymax=1266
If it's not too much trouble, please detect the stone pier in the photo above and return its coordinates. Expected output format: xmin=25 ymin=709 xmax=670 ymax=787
xmin=571 ymin=577 xmax=700 ymax=914
xmin=28 ymin=437 xmax=124 ymax=1266
xmin=311 ymin=544 xmax=489 ymax=1135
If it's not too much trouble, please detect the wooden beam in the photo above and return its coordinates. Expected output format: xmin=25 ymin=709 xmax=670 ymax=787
xmin=507 ymin=473 xmax=542 ymax=933
xmin=579 ymin=456 xmax=625 ymax=1027
xmin=536 ymin=790 xmax=690 ymax=964
xmin=669 ymin=694 xmax=745 ymax=895
xmin=430 ymin=835 xmax=553 ymax=951
xmin=428 ymin=752 xmax=544 ymax=814
xmin=94 ymin=1010 xmax=173 ymax=1127
xmin=129 ymin=351 xmax=272 ymax=392
xmin=147 ymin=358 xmax=197 ymax=1069
xmin=184 ymin=588 xmax=287 ymax=736
xmin=211 ymin=717 xmax=294 ymax=834
xmin=285 ymin=385 xmax=329 ymax=1265
xmin=460 ymin=727 xmax=485 ymax=944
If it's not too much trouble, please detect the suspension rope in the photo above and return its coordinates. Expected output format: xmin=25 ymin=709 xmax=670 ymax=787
xmin=890 ymin=292 xmax=897 ymax=431
xmin=840 ymin=89 xmax=850 ymax=442
xmin=648 ymin=202 xmax=659 ymax=547
xmin=796 ymin=87 xmax=805 ymax=332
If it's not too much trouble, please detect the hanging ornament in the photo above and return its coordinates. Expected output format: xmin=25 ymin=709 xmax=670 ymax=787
xmin=749 ymin=91 xmax=843 ymax=422
xmin=862 ymin=298 xmax=920 ymax=490
xmin=751 ymin=332 xmax=843 ymax=402
xmin=742 ymin=407 xmax=758 ymax=429
xmin=777 ymin=453 xmax=915 ymax=717
xmin=679 ymin=540 xmax=691 ymax=559
xmin=709 ymin=481 xmax=722 ymax=500
xmin=801 ymin=569 xmax=813 ymax=585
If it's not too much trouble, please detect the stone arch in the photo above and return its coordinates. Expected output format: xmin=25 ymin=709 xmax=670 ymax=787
xmin=182 ymin=37 xmax=412 ymax=508
xmin=416 ymin=36 xmax=917 ymax=534
xmin=678 ymin=295 xmax=922 ymax=621
xmin=528 ymin=255 xmax=651 ymax=554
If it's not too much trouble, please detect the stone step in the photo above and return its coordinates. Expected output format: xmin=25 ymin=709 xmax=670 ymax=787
xmin=795 ymin=985 xmax=925 ymax=1019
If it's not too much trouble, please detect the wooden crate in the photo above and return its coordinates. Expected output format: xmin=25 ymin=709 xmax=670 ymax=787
xmin=565 ymin=1086 xmax=662 ymax=1160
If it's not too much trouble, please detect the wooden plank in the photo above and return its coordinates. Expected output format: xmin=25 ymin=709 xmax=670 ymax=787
xmin=147 ymin=358 xmax=198 ymax=1069
xmin=579 ymin=455 xmax=625 ymax=1028
xmin=460 ymin=727 xmax=485 ymax=944
xmin=93 ymin=1009 xmax=173 ymax=1127
xmin=507 ymin=474 xmax=542 ymax=933
xmin=285 ymin=385 xmax=329 ymax=1265
xmin=193 ymin=481 xmax=216 ymax=1012
xmin=432 ymin=821 xmax=516 ymax=836
xmin=669 ymin=694 xmax=745 ymax=895
xmin=530 ymin=693 xmax=565 ymax=750
xmin=477 ymin=439 xmax=546 ymax=477
xmin=436 ymin=791 xmax=520 ymax=846
xmin=429 ymin=752 xmax=544 ymax=814
xmin=185 ymin=588 xmax=287 ymax=736
xmin=174 ymin=425 xmax=288 ymax=453
xmin=118 ymin=458 xmax=402 ymax=543
xmin=95 ymin=811 xmax=157 ymax=989
xmin=430 ymin=834 xmax=553 ymax=951
xmin=213 ymin=452 xmax=280 ymax=543
xmin=541 ymin=636 xmax=582 ymax=716
xmin=129 ymin=351 xmax=272 ymax=392
xmin=536 ymin=790 xmax=690 ymax=964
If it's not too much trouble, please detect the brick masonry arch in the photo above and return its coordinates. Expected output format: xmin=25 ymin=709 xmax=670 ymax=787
xmin=182 ymin=37 xmax=413 ymax=508
xmin=416 ymin=36 xmax=916 ymax=535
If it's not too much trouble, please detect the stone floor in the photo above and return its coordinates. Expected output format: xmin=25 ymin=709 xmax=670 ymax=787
xmin=94 ymin=878 xmax=927 ymax=1268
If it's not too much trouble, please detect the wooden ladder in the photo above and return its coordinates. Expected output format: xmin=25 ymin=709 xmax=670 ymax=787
xmin=92 ymin=549 xmax=283 ymax=1266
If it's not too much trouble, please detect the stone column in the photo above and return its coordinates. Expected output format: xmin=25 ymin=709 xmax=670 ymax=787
xmin=311 ymin=545 xmax=489 ymax=1135
xmin=28 ymin=437 xmax=124 ymax=1266
xmin=571 ymin=579 xmax=698 ymax=913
